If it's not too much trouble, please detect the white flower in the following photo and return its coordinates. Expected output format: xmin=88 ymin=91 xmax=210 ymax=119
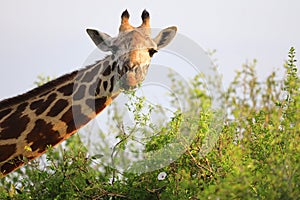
xmin=157 ymin=172 xmax=167 ymax=180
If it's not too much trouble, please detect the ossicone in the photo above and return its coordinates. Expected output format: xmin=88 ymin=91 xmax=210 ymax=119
xmin=140 ymin=9 xmax=150 ymax=28
xmin=119 ymin=9 xmax=134 ymax=32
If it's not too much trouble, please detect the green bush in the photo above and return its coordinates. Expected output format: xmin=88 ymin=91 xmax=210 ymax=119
xmin=0 ymin=47 xmax=299 ymax=199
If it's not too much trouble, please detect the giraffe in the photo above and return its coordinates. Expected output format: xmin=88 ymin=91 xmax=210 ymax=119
xmin=0 ymin=10 xmax=177 ymax=177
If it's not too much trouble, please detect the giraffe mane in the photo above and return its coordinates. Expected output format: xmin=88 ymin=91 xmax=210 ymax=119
xmin=0 ymin=59 xmax=107 ymax=110
xmin=0 ymin=72 xmax=76 ymax=110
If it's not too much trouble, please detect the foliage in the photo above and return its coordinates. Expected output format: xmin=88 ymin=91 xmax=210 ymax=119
xmin=0 ymin=47 xmax=299 ymax=199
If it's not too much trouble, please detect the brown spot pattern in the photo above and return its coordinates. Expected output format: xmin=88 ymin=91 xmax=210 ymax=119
xmin=86 ymin=97 xmax=107 ymax=114
xmin=0 ymin=110 xmax=30 ymax=140
xmin=57 ymin=82 xmax=74 ymax=96
xmin=47 ymin=99 xmax=69 ymax=117
xmin=103 ymin=65 xmax=111 ymax=76
xmin=73 ymin=85 xmax=86 ymax=101
xmin=0 ymin=156 xmax=24 ymax=175
xmin=103 ymin=81 xmax=108 ymax=91
xmin=26 ymin=119 xmax=61 ymax=152
xmin=31 ymin=93 xmax=57 ymax=115
xmin=0 ymin=108 xmax=12 ymax=119
xmin=60 ymin=105 xmax=91 ymax=133
xmin=109 ymin=76 xmax=115 ymax=93
xmin=111 ymin=61 xmax=117 ymax=71
xmin=17 ymin=102 xmax=29 ymax=112
xmin=0 ymin=144 xmax=16 ymax=162
xmin=89 ymin=64 xmax=101 ymax=77
xmin=95 ymin=97 xmax=108 ymax=113
xmin=88 ymin=78 xmax=102 ymax=96
xmin=82 ymin=64 xmax=101 ymax=83
xmin=103 ymin=60 xmax=109 ymax=68
xmin=30 ymin=99 xmax=44 ymax=110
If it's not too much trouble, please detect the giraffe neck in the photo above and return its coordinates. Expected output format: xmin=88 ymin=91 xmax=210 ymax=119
xmin=0 ymin=55 xmax=121 ymax=176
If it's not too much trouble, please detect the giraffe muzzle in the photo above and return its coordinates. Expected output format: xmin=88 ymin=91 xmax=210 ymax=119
xmin=119 ymin=64 xmax=149 ymax=90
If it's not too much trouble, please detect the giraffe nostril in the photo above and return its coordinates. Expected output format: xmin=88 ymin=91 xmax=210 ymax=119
xmin=124 ymin=65 xmax=129 ymax=73
xmin=134 ymin=66 xmax=139 ymax=74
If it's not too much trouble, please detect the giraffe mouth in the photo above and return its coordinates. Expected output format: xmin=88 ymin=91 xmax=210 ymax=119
xmin=126 ymin=70 xmax=139 ymax=87
xmin=119 ymin=65 xmax=149 ymax=90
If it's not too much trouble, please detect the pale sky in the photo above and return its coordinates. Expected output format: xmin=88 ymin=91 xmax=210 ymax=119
xmin=0 ymin=0 xmax=299 ymax=100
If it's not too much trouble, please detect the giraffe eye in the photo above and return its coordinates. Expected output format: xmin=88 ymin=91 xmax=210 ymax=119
xmin=148 ymin=48 xmax=157 ymax=57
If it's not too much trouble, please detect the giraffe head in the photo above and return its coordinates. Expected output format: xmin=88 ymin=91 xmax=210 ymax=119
xmin=86 ymin=10 xmax=177 ymax=90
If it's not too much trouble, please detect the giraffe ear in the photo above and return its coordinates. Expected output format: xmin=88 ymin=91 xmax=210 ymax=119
xmin=153 ymin=26 xmax=177 ymax=50
xmin=86 ymin=29 xmax=113 ymax=52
